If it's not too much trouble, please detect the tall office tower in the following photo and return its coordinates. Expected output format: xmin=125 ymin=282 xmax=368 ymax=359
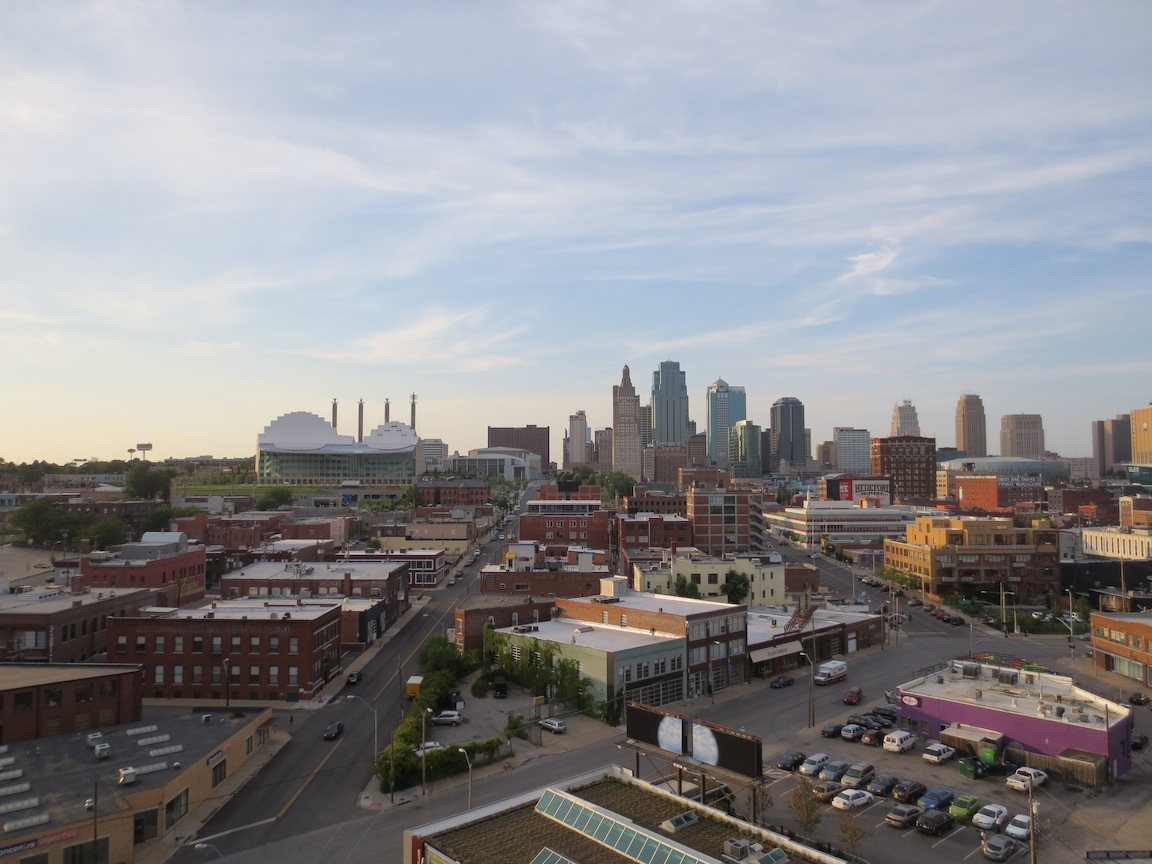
xmin=640 ymin=405 xmax=653 ymax=449
xmin=955 ymin=394 xmax=988 ymax=457
xmin=651 ymin=360 xmax=691 ymax=445
xmin=487 ymin=425 xmax=551 ymax=467
xmin=1131 ymin=404 xmax=1152 ymax=464
xmin=1091 ymin=414 xmax=1132 ymax=475
xmin=595 ymin=428 xmax=614 ymax=474
xmin=566 ymin=410 xmax=589 ymax=468
xmin=688 ymin=432 xmax=709 ymax=467
xmin=1000 ymin=414 xmax=1046 ymax=459
xmin=816 ymin=441 xmax=835 ymax=470
xmin=833 ymin=427 xmax=872 ymax=474
xmin=890 ymin=400 xmax=921 ymax=436
xmin=770 ymin=397 xmax=807 ymax=473
xmin=705 ymin=379 xmax=747 ymax=469
xmin=728 ymin=420 xmax=763 ymax=478
xmin=871 ymin=435 xmax=937 ymax=501
xmin=612 ymin=366 xmax=643 ymax=480
xmin=422 ymin=438 xmax=448 ymax=471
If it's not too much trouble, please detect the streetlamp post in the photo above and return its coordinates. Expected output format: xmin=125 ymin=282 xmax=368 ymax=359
xmin=222 ymin=658 xmax=231 ymax=708
xmin=1065 ymin=588 xmax=1077 ymax=661
xmin=458 ymin=748 xmax=473 ymax=810
xmin=798 ymin=651 xmax=815 ymax=728
xmin=421 ymin=707 xmax=432 ymax=795
xmin=345 ymin=695 xmax=378 ymax=773
xmin=710 ymin=641 xmax=721 ymax=705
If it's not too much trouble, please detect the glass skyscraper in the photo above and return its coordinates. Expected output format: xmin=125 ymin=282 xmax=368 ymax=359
xmin=651 ymin=360 xmax=690 ymax=445
xmin=705 ymin=378 xmax=746 ymax=469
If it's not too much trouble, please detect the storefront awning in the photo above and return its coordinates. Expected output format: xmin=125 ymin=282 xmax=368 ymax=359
xmin=749 ymin=642 xmax=802 ymax=664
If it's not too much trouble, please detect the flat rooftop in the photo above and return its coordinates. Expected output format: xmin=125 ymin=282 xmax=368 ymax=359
xmin=224 ymin=559 xmax=405 ymax=580
xmin=162 ymin=601 xmax=339 ymax=621
xmin=498 ymin=618 xmax=683 ymax=653
xmin=0 ymin=586 xmax=151 ymax=614
xmin=901 ymin=660 xmax=1130 ymax=730
xmin=745 ymin=603 xmax=878 ymax=643
xmin=561 ymin=590 xmax=737 ymax=619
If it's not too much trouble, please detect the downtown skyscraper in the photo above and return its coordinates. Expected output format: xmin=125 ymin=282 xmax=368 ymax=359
xmin=612 ymin=366 xmax=643 ymax=480
xmin=770 ymin=396 xmax=808 ymax=473
xmin=651 ymin=360 xmax=690 ymax=445
xmin=705 ymin=378 xmax=746 ymax=469
xmin=890 ymin=400 xmax=921 ymax=436
xmin=955 ymin=394 xmax=988 ymax=457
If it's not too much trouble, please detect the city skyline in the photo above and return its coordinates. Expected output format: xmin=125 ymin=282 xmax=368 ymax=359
xmin=2 ymin=3 xmax=1150 ymax=465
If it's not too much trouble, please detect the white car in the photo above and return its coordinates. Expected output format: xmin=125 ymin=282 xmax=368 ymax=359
xmin=1006 ymin=768 xmax=1048 ymax=791
xmin=799 ymin=753 xmax=830 ymax=776
xmin=539 ymin=717 xmax=567 ymax=734
xmin=431 ymin=710 xmax=463 ymax=726
xmin=413 ymin=741 xmax=442 ymax=757
xmin=921 ymin=743 xmax=956 ymax=764
xmin=1004 ymin=813 xmax=1032 ymax=841
xmin=831 ymin=789 xmax=874 ymax=811
xmin=971 ymin=803 xmax=1009 ymax=830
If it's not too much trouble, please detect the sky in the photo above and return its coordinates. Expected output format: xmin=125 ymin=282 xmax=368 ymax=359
xmin=2 ymin=2 xmax=1150 ymax=467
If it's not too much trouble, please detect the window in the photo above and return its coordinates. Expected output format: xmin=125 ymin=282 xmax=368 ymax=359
xmin=211 ymin=636 xmax=222 ymax=654
xmin=230 ymin=636 xmax=242 ymax=654
xmin=173 ymin=665 xmax=184 ymax=684
xmin=116 ymin=635 xmax=127 ymax=653
xmin=269 ymin=636 xmax=279 ymax=653
xmin=288 ymin=666 xmax=298 ymax=685
xmin=288 ymin=637 xmax=299 ymax=655
xmin=250 ymin=636 xmax=260 ymax=653
xmin=192 ymin=666 xmax=203 ymax=684
xmin=249 ymin=665 xmax=260 ymax=684
xmin=154 ymin=665 xmax=165 ymax=684
xmin=155 ymin=636 xmax=165 ymax=653
xmin=173 ymin=635 xmax=184 ymax=653
xmin=211 ymin=759 xmax=227 ymax=788
xmin=671 ymin=655 xmax=682 ymax=672
xmin=192 ymin=636 xmax=203 ymax=653
xmin=269 ymin=667 xmax=279 ymax=685
xmin=135 ymin=636 xmax=146 ymax=652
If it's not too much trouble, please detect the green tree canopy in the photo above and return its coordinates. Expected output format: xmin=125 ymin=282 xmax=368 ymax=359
xmin=124 ymin=463 xmax=176 ymax=501
xmin=673 ymin=574 xmax=701 ymax=599
xmin=719 ymin=570 xmax=750 ymax=605
xmin=602 ymin=471 xmax=635 ymax=502
xmin=255 ymin=487 xmax=295 ymax=510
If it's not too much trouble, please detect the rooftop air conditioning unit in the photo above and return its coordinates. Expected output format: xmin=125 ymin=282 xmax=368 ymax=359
xmin=723 ymin=838 xmax=750 ymax=859
xmin=117 ymin=767 xmax=137 ymax=785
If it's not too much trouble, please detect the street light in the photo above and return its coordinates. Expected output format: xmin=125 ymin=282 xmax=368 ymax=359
xmin=421 ymin=707 xmax=433 ymax=795
xmin=1064 ymin=588 xmax=1077 ymax=660
xmin=345 ymin=695 xmax=378 ymax=773
xmin=222 ymin=658 xmax=231 ymax=708
xmin=458 ymin=748 xmax=473 ymax=810
xmin=798 ymin=651 xmax=816 ymax=728
xmin=194 ymin=844 xmax=225 ymax=859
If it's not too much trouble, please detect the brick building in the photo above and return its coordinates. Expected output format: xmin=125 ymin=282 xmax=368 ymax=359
xmin=78 ymin=532 xmax=207 ymax=606
xmin=1120 ymin=496 xmax=1152 ymax=528
xmin=883 ymin=514 xmax=1060 ymax=604
xmin=537 ymin=483 xmax=602 ymax=501
xmin=0 ymin=663 xmax=143 ymax=742
xmin=871 ymin=435 xmax=937 ymax=502
xmin=954 ymin=475 xmax=1045 ymax=511
xmin=684 ymin=487 xmax=766 ymax=554
xmin=0 ymin=585 xmax=153 ymax=663
xmin=415 ymin=478 xmax=492 ymax=507
xmin=108 ymin=600 xmax=342 ymax=702
xmin=616 ymin=513 xmax=692 ymax=557
xmin=622 ymin=488 xmax=686 ymax=515
xmin=1089 ymin=611 xmax=1152 ymax=692
xmin=171 ymin=510 xmax=290 ymax=550
xmin=452 ymin=596 xmax=558 ymax=652
xmin=519 ymin=499 xmax=612 ymax=550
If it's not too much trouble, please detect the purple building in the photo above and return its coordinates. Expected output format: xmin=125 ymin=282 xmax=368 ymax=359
xmin=895 ymin=660 xmax=1134 ymax=783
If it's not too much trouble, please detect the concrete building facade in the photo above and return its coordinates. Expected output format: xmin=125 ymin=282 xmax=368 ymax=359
xmin=612 ymin=366 xmax=643 ymax=480
xmin=955 ymin=394 xmax=988 ymax=457
xmin=1000 ymin=413 xmax=1046 ymax=460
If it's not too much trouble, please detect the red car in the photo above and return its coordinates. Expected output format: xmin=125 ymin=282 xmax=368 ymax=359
xmin=843 ymin=686 xmax=863 ymax=705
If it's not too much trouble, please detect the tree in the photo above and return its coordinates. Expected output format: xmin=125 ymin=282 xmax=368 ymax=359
xmin=719 ymin=570 xmax=750 ymax=605
xmin=124 ymin=463 xmax=176 ymax=501
xmin=142 ymin=504 xmax=200 ymax=533
xmin=255 ymin=487 xmax=295 ymax=510
xmin=837 ymin=811 xmax=871 ymax=852
xmin=787 ymin=778 xmax=823 ymax=835
xmin=12 ymin=498 xmax=74 ymax=546
xmin=602 ymin=471 xmax=635 ymax=503
xmin=83 ymin=516 xmax=128 ymax=550
xmin=673 ymin=574 xmax=701 ymax=599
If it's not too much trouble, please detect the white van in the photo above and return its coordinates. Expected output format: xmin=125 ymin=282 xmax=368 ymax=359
xmin=883 ymin=731 xmax=916 ymax=753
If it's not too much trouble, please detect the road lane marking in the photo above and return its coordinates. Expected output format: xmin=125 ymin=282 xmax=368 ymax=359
xmin=277 ymin=739 xmax=343 ymax=819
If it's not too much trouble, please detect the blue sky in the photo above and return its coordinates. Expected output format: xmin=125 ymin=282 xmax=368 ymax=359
xmin=2 ymin=2 xmax=1150 ymax=465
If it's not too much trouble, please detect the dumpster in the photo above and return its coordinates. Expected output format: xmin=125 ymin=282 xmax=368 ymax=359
xmin=958 ymin=757 xmax=987 ymax=780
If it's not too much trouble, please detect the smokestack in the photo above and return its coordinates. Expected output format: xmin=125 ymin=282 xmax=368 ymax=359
xmin=358 ymin=399 xmax=364 ymax=443
xmin=410 ymin=392 xmax=417 ymax=430
xmin=385 ymin=398 xmax=390 ymax=423
xmin=331 ymin=398 xmax=338 ymax=429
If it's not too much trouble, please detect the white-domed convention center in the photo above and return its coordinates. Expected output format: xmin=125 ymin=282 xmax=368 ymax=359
xmin=256 ymin=411 xmax=423 ymax=485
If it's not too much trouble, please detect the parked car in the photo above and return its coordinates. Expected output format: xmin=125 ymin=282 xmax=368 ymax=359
xmin=982 ymin=835 xmax=1018 ymax=862
xmin=345 ymin=671 xmax=362 ymax=685
xmin=1129 ymin=692 xmax=1150 ymax=706
xmin=431 ymin=710 xmax=463 ymax=727
xmin=1006 ymin=768 xmax=1048 ymax=791
xmin=842 ymin=762 xmax=875 ymax=788
xmin=863 ymin=712 xmax=894 ymax=728
xmin=819 ymin=759 xmax=853 ymax=783
xmin=949 ymin=794 xmax=981 ymax=822
xmin=859 ymin=728 xmax=884 ymax=747
xmin=906 ymin=598 xmax=923 ymax=607
xmin=871 ymin=705 xmax=899 ymax=720
xmin=840 ymin=724 xmax=866 ymax=742
xmin=867 ymin=774 xmax=899 ymax=797
xmin=843 ymin=686 xmax=864 ymax=705
xmin=413 ymin=741 xmax=442 ymax=757
xmin=775 ymin=750 xmax=806 ymax=771
xmin=918 ymin=788 xmax=955 ymax=811
xmin=916 ymin=809 xmax=955 ymax=836
xmin=1131 ymin=732 xmax=1150 ymax=751
xmin=885 ymin=803 xmax=924 ymax=828
xmin=771 ymin=675 xmax=795 ymax=689
xmin=892 ymin=779 xmax=927 ymax=802
xmin=832 ymin=789 xmax=874 ymax=810
xmin=972 ymin=803 xmax=1009 ymax=831
xmin=539 ymin=717 xmax=567 ymax=734
xmin=1004 ymin=813 xmax=1032 ymax=841
xmin=322 ymin=721 xmax=344 ymax=740
xmin=799 ymin=753 xmax=830 ymax=776
xmin=820 ymin=722 xmax=846 ymax=738
xmin=847 ymin=714 xmax=882 ymax=730
xmin=922 ymin=743 xmax=957 ymax=764
xmin=811 ymin=780 xmax=844 ymax=802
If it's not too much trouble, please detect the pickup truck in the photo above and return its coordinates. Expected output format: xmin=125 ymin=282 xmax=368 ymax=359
xmin=921 ymin=743 xmax=956 ymax=764
xmin=1006 ymin=767 xmax=1048 ymax=791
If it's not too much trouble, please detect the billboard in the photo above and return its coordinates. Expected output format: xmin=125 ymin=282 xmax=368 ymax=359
xmin=828 ymin=477 xmax=892 ymax=505
xmin=627 ymin=703 xmax=763 ymax=779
